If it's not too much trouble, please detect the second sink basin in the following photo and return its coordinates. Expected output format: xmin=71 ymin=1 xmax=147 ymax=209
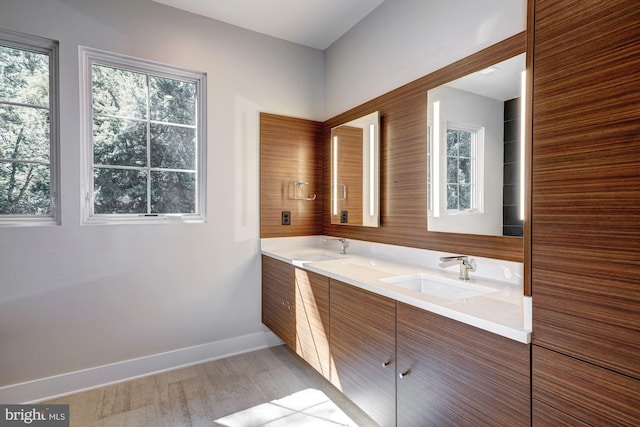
xmin=288 ymin=251 xmax=347 ymax=266
xmin=381 ymin=273 xmax=496 ymax=301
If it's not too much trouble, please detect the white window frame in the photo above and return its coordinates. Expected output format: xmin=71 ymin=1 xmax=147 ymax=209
xmin=444 ymin=122 xmax=484 ymax=215
xmin=79 ymin=46 xmax=207 ymax=224
xmin=0 ymin=29 xmax=60 ymax=226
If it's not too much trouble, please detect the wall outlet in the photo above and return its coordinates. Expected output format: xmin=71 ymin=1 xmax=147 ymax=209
xmin=281 ymin=211 xmax=291 ymax=225
xmin=340 ymin=210 xmax=348 ymax=223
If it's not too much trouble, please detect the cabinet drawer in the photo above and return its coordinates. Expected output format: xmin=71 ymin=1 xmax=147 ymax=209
xmin=533 ymin=345 xmax=640 ymax=426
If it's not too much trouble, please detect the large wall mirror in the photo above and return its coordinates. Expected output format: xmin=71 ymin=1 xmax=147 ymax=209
xmin=427 ymin=53 xmax=526 ymax=237
xmin=330 ymin=111 xmax=380 ymax=227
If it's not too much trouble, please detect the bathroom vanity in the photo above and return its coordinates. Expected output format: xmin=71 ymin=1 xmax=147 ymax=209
xmin=261 ymin=236 xmax=531 ymax=426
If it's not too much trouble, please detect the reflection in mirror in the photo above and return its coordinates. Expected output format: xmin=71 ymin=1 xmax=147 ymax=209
xmin=330 ymin=111 xmax=380 ymax=227
xmin=427 ymin=53 xmax=525 ymax=237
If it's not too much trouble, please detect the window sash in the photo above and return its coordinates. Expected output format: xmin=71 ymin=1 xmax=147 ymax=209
xmin=446 ymin=127 xmax=478 ymax=212
xmin=0 ymin=30 xmax=59 ymax=225
xmin=79 ymin=46 xmax=206 ymax=224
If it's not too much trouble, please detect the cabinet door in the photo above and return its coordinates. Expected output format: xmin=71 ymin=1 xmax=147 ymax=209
xmin=294 ymin=268 xmax=330 ymax=378
xmin=329 ymin=279 xmax=396 ymax=427
xmin=396 ymin=302 xmax=530 ymax=427
xmin=533 ymin=345 xmax=640 ymax=426
xmin=261 ymin=255 xmax=294 ymax=348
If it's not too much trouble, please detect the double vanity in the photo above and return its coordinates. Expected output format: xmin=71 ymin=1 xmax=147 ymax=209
xmin=259 ymin=30 xmax=533 ymax=427
xmin=261 ymin=236 xmax=532 ymax=426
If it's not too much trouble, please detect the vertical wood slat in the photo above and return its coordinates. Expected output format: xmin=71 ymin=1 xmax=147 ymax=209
xmin=260 ymin=113 xmax=323 ymax=237
xmin=531 ymin=0 xmax=640 ymax=379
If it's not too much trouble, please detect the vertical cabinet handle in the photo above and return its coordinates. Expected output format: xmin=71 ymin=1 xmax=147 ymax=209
xmin=399 ymin=369 xmax=410 ymax=378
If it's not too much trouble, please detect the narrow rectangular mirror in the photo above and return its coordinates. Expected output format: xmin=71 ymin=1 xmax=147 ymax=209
xmin=427 ymin=53 xmax=525 ymax=237
xmin=330 ymin=111 xmax=380 ymax=227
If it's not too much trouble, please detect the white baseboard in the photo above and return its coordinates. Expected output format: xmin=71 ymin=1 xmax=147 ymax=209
xmin=0 ymin=330 xmax=283 ymax=404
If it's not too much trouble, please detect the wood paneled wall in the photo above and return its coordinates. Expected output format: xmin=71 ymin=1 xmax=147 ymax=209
xmin=531 ymin=0 xmax=640 ymax=423
xmin=531 ymin=0 xmax=640 ymax=378
xmin=260 ymin=35 xmax=526 ymax=264
xmin=322 ymin=33 xmax=526 ymax=263
xmin=260 ymin=113 xmax=323 ymax=237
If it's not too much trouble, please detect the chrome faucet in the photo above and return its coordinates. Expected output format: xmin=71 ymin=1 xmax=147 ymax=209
xmin=324 ymin=238 xmax=349 ymax=255
xmin=439 ymin=255 xmax=476 ymax=280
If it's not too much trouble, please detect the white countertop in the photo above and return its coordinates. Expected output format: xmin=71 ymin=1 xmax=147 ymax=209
xmin=261 ymin=236 xmax=532 ymax=344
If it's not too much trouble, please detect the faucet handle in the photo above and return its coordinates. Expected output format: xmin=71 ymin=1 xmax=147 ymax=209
xmin=439 ymin=255 xmax=468 ymax=262
xmin=439 ymin=255 xmax=476 ymax=280
xmin=464 ymin=258 xmax=477 ymax=272
xmin=439 ymin=255 xmax=468 ymax=267
xmin=324 ymin=237 xmax=349 ymax=254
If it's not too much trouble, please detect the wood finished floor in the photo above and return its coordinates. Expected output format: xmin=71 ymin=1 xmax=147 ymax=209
xmin=45 ymin=345 xmax=379 ymax=426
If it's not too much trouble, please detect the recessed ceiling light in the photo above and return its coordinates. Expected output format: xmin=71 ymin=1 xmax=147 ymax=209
xmin=479 ymin=66 xmax=500 ymax=75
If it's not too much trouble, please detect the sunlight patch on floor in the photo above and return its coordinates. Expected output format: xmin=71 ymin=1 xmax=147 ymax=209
xmin=214 ymin=388 xmax=358 ymax=426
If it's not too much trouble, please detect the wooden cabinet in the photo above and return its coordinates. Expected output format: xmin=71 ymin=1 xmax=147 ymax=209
xmin=532 ymin=346 xmax=640 ymax=426
xmin=396 ymin=302 xmax=530 ymax=426
xmin=329 ymin=279 xmax=397 ymax=427
xmin=531 ymin=0 xmax=640 ymax=424
xmin=261 ymin=255 xmax=295 ymax=348
xmin=261 ymin=255 xmax=330 ymax=377
xmin=263 ymin=258 xmax=532 ymax=425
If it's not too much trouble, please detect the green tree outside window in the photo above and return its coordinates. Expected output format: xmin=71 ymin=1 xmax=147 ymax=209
xmin=91 ymin=64 xmax=198 ymax=215
xmin=0 ymin=43 xmax=53 ymax=216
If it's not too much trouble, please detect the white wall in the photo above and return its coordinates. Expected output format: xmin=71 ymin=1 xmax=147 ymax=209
xmin=324 ymin=0 xmax=527 ymax=118
xmin=0 ymin=0 xmax=323 ymax=394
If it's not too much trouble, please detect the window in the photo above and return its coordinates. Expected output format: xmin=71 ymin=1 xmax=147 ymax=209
xmin=0 ymin=30 xmax=59 ymax=225
xmin=446 ymin=125 xmax=478 ymax=211
xmin=80 ymin=47 xmax=206 ymax=224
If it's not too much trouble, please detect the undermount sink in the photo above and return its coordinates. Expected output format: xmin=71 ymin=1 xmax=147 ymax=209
xmin=381 ymin=273 xmax=496 ymax=301
xmin=288 ymin=251 xmax=346 ymax=264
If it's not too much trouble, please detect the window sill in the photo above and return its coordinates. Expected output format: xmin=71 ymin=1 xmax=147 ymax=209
xmin=0 ymin=217 xmax=60 ymax=227
xmin=82 ymin=214 xmax=205 ymax=225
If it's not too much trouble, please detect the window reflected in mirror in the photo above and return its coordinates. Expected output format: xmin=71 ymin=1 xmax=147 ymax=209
xmin=428 ymin=53 xmax=525 ymax=237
